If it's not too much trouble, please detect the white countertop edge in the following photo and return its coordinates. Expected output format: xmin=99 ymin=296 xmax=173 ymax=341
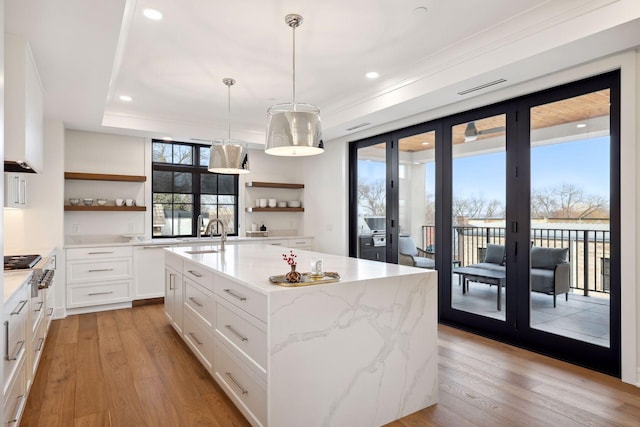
xmin=4 ymin=270 xmax=33 ymax=303
xmin=63 ymin=235 xmax=314 ymax=249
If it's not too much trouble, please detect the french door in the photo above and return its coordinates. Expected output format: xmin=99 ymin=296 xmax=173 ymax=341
xmin=349 ymin=71 xmax=620 ymax=376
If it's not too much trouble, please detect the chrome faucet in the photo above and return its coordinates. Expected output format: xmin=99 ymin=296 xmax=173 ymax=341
xmin=196 ymin=214 xmax=203 ymax=238
xmin=205 ymin=218 xmax=226 ymax=251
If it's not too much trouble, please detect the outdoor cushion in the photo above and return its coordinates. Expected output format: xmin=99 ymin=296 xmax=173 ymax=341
xmin=531 ymin=268 xmax=555 ymax=293
xmin=484 ymin=244 xmax=505 ymax=265
xmin=531 ymin=247 xmax=568 ymax=269
xmin=472 ymin=262 xmax=506 ymax=272
xmin=414 ymin=257 xmax=435 ymax=269
xmin=398 ymin=236 xmax=418 ymax=257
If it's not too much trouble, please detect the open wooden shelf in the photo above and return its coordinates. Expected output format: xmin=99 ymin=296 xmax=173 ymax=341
xmin=64 ymin=205 xmax=147 ymax=212
xmin=246 ymin=181 xmax=303 ymax=189
xmin=246 ymin=207 xmax=304 ymax=213
xmin=65 ymin=172 xmax=147 ymax=182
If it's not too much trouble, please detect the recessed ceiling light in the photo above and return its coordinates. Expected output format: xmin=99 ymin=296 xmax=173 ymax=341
xmin=421 ymin=142 xmax=429 ymax=145
xmin=119 ymin=95 xmax=132 ymax=102
xmin=143 ymin=8 xmax=163 ymax=20
xmin=365 ymin=71 xmax=379 ymax=79
xmin=413 ymin=162 xmax=421 ymax=165
xmin=576 ymin=123 xmax=587 ymax=128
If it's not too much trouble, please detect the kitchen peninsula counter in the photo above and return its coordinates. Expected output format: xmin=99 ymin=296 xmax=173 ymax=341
xmin=166 ymin=243 xmax=438 ymax=427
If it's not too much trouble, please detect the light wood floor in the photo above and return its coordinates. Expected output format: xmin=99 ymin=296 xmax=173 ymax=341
xmin=22 ymin=304 xmax=640 ymax=427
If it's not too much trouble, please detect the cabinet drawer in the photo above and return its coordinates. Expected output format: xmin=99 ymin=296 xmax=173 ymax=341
xmin=67 ymin=246 xmax=132 ymax=260
xmin=184 ymin=278 xmax=214 ymax=327
xmin=183 ymin=309 xmax=214 ymax=370
xmin=30 ymin=289 xmax=45 ymax=335
xmin=215 ymin=299 xmax=267 ymax=375
xmin=67 ymin=281 xmax=131 ymax=308
xmin=287 ymin=238 xmax=313 ymax=249
xmin=183 ymin=260 xmax=214 ymax=291
xmin=30 ymin=315 xmax=46 ymax=378
xmin=214 ymin=339 xmax=267 ymax=427
xmin=3 ymin=357 xmax=26 ymax=426
xmin=3 ymin=298 xmax=28 ymax=396
xmin=266 ymin=239 xmax=288 ymax=247
xmin=67 ymin=258 xmax=132 ymax=283
xmin=214 ymin=274 xmax=267 ymax=323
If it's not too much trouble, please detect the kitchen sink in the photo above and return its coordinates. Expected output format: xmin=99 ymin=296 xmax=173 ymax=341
xmin=185 ymin=249 xmax=219 ymax=254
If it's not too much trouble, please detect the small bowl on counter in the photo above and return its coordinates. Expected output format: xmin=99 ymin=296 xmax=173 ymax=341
xmin=82 ymin=198 xmax=94 ymax=206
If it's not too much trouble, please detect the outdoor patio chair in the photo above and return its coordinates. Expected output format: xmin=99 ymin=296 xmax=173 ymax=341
xmin=399 ymin=235 xmax=435 ymax=269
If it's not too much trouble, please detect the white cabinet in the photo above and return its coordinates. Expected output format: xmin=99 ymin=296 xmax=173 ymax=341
xmin=4 ymin=173 xmax=28 ymax=208
xmin=165 ymin=251 xmax=184 ymax=333
xmin=66 ymin=246 xmax=133 ymax=310
xmin=2 ymin=277 xmax=29 ymax=426
xmin=134 ymin=245 xmax=170 ymax=299
xmin=5 ymin=33 xmax=44 ymax=173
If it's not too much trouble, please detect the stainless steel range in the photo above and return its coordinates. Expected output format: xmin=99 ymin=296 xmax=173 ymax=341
xmin=4 ymin=254 xmax=55 ymax=296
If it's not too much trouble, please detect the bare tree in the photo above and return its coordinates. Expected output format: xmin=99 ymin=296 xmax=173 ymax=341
xmin=453 ymin=195 xmax=504 ymax=219
xmin=532 ymin=183 xmax=609 ymax=219
xmin=358 ymin=180 xmax=386 ymax=216
xmin=424 ymin=193 xmax=435 ymax=225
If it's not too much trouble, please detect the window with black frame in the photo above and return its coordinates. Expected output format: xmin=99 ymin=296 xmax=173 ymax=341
xmin=151 ymin=140 xmax=239 ymax=238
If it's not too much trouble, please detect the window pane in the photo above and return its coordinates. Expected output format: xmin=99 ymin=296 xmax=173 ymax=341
xmin=169 ymin=204 xmax=193 ymax=236
xmin=174 ymin=172 xmax=192 ymax=193
xmin=219 ymin=195 xmax=235 ymax=204
xmin=153 ymin=193 xmax=173 ymax=205
xmin=200 ymin=145 xmax=211 ymax=166
xmin=153 ymin=170 xmax=173 ymax=192
xmin=173 ymin=144 xmax=193 ymax=165
xmin=201 ymin=195 xmax=217 ymax=204
xmin=152 ymin=142 xmax=172 ymax=163
xmin=201 ymin=174 xmax=218 ymax=194
xmin=153 ymin=203 xmax=170 ymax=236
xmin=219 ymin=205 xmax=236 ymax=231
xmin=218 ymin=174 xmax=236 ymax=194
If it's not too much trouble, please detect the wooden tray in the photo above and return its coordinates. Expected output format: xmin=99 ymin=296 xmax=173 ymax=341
xmin=269 ymin=272 xmax=340 ymax=287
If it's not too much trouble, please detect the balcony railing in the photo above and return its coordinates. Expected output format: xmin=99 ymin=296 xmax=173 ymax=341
xmin=421 ymin=225 xmax=610 ymax=295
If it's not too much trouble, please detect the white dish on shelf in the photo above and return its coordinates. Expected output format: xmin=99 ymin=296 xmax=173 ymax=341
xmin=287 ymin=200 xmax=301 ymax=208
xmin=82 ymin=198 xmax=93 ymax=206
xmin=277 ymin=201 xmax=287 ymax=208
xmin=97 ymin=198 xmax=107 ymax=206
xmin=122 ymin=234 xmax=143 ymax=242
xmin=69 ymin=198 xmax=80 ymax=206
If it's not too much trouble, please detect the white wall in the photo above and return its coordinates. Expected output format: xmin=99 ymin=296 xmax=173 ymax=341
xmin=306 ymin=50 xmax=639 ymax=385
xmin=64 ymin=130 xmax=146 ymax=237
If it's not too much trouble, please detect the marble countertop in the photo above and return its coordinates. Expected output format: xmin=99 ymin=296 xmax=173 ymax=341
xmin=4 ymin=270 xmax=32 ymax=303
xmin=168 ymin=243 xmax=431 ymax=295
xmin=64 ymin=235 xmax=314 ymax=249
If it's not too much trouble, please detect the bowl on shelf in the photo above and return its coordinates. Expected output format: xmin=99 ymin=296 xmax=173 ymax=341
xmin=287 ymin=200 xmax=301 ymax=208
xmin=97 ymin=198 xmax=107 ymax=206
xmin=69 ymin=198 xmax=80 ymax=206
xmin=82 ymin=198 xmax=93 ymax=206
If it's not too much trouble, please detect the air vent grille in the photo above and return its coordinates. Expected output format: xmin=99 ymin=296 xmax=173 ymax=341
xmin=458 ymin=79 xmax=507 ymax=96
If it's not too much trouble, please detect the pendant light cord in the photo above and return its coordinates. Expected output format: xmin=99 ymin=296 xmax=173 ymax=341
xmin=227 ymin=83 xmax=231 ymax=140
xmin=292 ymin=23 xmax=296 ymax=105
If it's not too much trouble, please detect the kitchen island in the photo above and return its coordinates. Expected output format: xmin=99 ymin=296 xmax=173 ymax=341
xmin=165 ymin=243 xmax=437 ymax=427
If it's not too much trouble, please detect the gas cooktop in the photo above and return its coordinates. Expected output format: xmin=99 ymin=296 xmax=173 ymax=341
xmin=4 ymin=254 xmax=42 ymax=270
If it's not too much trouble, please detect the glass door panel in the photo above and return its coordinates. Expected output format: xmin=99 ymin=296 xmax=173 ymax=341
xmin=398 ymin=131 xmax=436 ymax=269
xmin=451 ymin=114 xmax=507 ymax=321
xmin=529 ymin=90 xmax=611 ymax=347
xmin=355 ymin=142 xmax=387 ymax=262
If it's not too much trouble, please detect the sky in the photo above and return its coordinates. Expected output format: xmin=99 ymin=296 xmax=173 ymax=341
xmin=358 ymin=136 xmax=611 ymax=204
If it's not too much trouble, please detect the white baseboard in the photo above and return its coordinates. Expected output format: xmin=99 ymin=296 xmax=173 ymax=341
xmin=63 ymin=301 xmax=132 ymax=317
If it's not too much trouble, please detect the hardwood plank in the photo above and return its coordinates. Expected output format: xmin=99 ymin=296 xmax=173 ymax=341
xmin=24 ymin=305 xmax=640 ymax=427
xmin=134 ymin=376 xmax=182 ymax=427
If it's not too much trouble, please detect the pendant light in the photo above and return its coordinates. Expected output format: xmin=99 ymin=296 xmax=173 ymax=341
xmin=208 ymin=78 xmax=250 ymax=174
xmin=265 ymin=14 xmax=323 ymax=156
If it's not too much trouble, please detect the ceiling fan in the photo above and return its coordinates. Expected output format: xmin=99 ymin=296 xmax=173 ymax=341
xmin=464 ymin=121 xmax=506 ymax=142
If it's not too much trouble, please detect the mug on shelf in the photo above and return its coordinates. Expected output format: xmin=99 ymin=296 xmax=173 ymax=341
xmin=125 ymin=199 xmax=134 ymax=207
xmin=259 ymin=199 xmax=267 ymax=208
xmin=115 ymin=198 xmax=124 ymax=206
xmin=268 ymin=198 xmax=277 ymax=208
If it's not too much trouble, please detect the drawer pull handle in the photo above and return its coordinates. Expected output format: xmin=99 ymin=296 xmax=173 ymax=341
xmin=225 ymin=372 xmax=248 ymax=395
xmin=225 ymin=325 xmax=248 ymax=342
xmin=7 ymin=393 xmax=26 ymax=424
xmin=6 ymin=339 xmax=25 ymax=361
xmin=188 ymin=332 xmax=203 ymax=345
xmin=223 ymin=289 xmax=247 ymax=301
xmin=188 ymin=270 xmax=203 ymax=278
xmin=88 ymin=291 xmax=114 ymax=296
xmin=34 ymin=301 xmax=44 ymax=312
xmin=143 ymin=245 xmax=171 ymax=249
xmin=88 ymin=268 xmax=114 ymax=273
xmin=36 ymin=337 xmax=45 ymax=352
xmin=11 ymin=300 xmax=28 ymax=315
xmin=88 ymin=251 xmax=114 ymax=255
xmin=168 ymin=273 xmax=175 ymax=290
xmin=48 ymin=307 xmax=54 ymax=316
xmin=188 ymin=297 xmax=203 ymax=307
xmin=3 ymin=321 xmax=8 ymax=359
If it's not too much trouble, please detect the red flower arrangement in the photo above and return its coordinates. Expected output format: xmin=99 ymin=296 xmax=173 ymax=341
xmin=282 ymin=250 xmax=297 ymax=267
